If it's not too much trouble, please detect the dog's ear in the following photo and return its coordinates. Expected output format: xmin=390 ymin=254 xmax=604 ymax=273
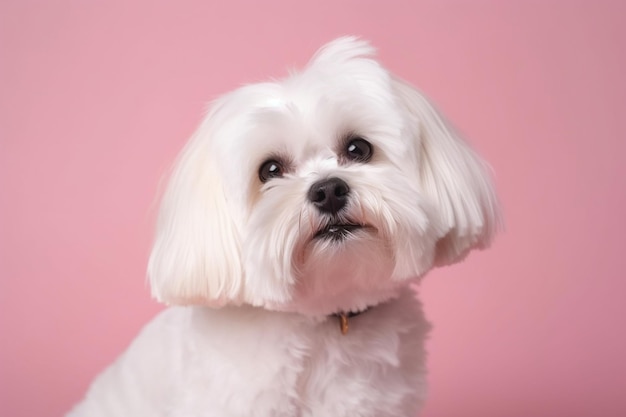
xmin=148 ymin=104 xmax=243 ymax=306
xmin=392 ymin=77 xmax=501 ymax=266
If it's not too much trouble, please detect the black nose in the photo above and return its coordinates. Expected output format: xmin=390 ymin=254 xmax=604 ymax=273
xmin=307 ymin=177 xmax=350 ymax=214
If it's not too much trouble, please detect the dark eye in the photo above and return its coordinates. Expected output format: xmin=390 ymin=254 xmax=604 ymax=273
xmin=258 ymin=159 xmax=284 ymax=183
xmin=345 ymin=137 xmax=373 ymax=162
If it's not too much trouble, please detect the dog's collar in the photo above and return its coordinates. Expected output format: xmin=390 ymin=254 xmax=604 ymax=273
xmin=332 ymin=308 xmax=370 ymax=335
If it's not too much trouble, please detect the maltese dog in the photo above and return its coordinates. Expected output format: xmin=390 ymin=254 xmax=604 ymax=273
xmin=69 ymin=37 xmax=499 ymax=417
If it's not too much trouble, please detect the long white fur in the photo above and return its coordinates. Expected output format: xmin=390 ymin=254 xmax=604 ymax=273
xmin=68 ymin=37 xmax=500 ymax=417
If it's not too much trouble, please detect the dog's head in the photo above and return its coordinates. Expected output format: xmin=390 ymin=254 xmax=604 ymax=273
xmin=148 ymin=37 xmax=500 ymax=316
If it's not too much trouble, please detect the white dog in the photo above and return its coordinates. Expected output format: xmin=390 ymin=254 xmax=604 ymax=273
xmin=69 ymin=37 xmax=500 ymax=417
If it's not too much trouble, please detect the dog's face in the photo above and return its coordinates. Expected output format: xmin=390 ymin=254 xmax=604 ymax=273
xmin=148 ymin=37 xmax=500 ymax=316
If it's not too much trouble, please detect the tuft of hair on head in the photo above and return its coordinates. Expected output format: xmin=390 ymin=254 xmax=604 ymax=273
xmin=308 ymin=36 xmax=377 ymax=66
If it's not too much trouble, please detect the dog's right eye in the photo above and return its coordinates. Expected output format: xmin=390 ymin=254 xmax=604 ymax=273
xmin=258 ymin=160 xmax=284 ymax=183
xmin=345 ymin=137 xmax=373 ymax=163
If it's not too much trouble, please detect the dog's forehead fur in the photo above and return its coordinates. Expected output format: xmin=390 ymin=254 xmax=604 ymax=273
xmin=210 ymin=53 xmax=412 ymax=193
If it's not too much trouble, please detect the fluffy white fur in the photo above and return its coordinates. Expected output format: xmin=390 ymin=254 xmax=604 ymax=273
xmin=68 ymin=37 xmax=500 ymax=417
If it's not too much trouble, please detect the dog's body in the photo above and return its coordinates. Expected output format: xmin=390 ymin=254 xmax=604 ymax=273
xmin=69 ymin=37 xmax=499 ymax=416
xmin=70 ymin=288 xmax=429 ymax=417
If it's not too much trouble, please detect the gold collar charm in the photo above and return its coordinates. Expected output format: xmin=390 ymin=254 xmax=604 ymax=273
xmin=338 ymin=313 xmax=349 ymax=335
xmin=335 ymin=308 xmax=371 ymax=335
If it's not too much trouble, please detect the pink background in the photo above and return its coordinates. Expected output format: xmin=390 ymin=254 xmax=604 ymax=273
xmin=1 ymin=1 xmax=625 ymax=416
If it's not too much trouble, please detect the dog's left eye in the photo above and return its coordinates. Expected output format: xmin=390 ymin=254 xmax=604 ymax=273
xmin=345 ymin=137 xmax=373 ymax=162
xmin=258 ymin=160 xmax=284 ymax=182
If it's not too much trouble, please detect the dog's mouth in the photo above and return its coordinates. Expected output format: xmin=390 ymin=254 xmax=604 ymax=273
xmin=313 ymin=223 xmax=367 ymax=241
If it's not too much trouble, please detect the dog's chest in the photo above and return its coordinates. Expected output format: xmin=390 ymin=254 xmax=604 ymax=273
xmin=181 ymin=292 xmax=429 ymax=417
xmin=292 ymin=314 xmax=427 ymax=417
